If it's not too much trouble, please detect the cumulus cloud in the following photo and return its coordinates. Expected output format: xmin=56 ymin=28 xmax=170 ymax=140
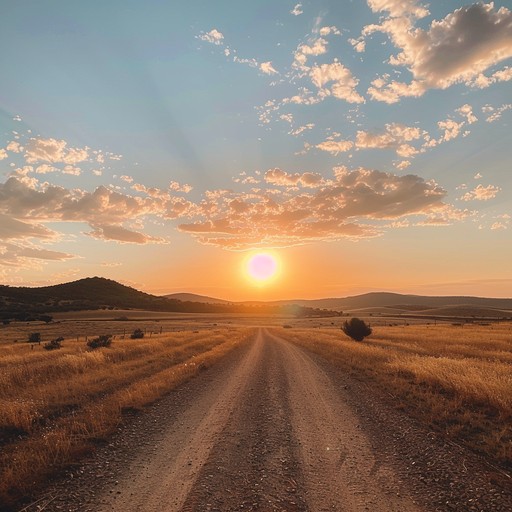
xmin=365 ymin=3 xmax=512 ymax=102
xmin=367 ymin=0 xmax=429 ymax=19
xmin=0 ymin=149 xmax=7 ymax=160
xmin=461 ymin=184 xmax=500 ymax=201
xmin=178 ymin=166 xmax=450 ymax=249
xmin=355 ymin=122 xmax=424 ymax=157
xmin=0 ymin=177 xmax=170 ymax=245
xmin=309 ymin=60 xmax=365 ymax=103
xmin=198 ymin=29 xmax=224 ymax=45
xmin=25 ymin=138 xmax=88 ymax=165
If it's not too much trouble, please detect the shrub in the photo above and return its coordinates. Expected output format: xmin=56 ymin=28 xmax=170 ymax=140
xmin=87 ymin=334 xmax=112 ymax=349
xmin=341 ymin=317 xmax=372 ymax=341
xmin=43 ymin=337 xmax=64 ymax=350
xmin=130 ymin=328 xmax=144 ymax=339
xmin=28 ymin=332 xmax=41 ymax=343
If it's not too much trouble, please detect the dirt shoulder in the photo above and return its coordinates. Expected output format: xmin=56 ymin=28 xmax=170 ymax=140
xmin=30 ymin=328 xmax=512 ymax=512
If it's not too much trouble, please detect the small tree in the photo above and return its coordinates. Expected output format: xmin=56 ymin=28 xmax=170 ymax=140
xmin=44 ymin=337 xmax=64 ymax=350
xmin=130 ymin=328 xmax=144 ymax=339
xmin=87 ymin=334 xmax=112 ymax=349
xmin=341 ymin=317 xmax=372 ymax=341
xmin=28 ymin=332 xmax=41 ymax=343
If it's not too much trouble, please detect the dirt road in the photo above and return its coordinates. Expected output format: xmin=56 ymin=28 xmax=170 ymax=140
xmin=41 ymin=328 xmax=512 ymax=512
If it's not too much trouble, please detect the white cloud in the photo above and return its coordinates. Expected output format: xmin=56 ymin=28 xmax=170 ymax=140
xmin=309 ymin=60 xmax=365 ymax=103
xmin=319 ymin=26 xmax=341 ymax=36
xmin=260 ymin=61 xmax=278 ymax=75
xmin=367 ymin=0 xmax=429 ymax=19
xmin=456 ymin=104 xmax=477 ymax=124
xmin=0 ymin=149 xmax=7 ymax=160
xmin=365 ymin=3 xmax=512 ymax=102
xmin=484 ymin=103 xmax=512 ymax=123
xmin=355 ymin=122 xmax=424 ymax=156
xmin=461 ymin=184 xmax=500 ymax=201
xmin=316 ymin=139 xmax=354 ymax=155
xmin=291 ymin=3 xmax=303 ymax=16
xmin=289 ymin=123 xmax=315 ymax=136
xmin=198 ymin=29 xmax=225 ymax=45
xmin=25 ymin=138 xmax=88 ymax=165
xmin=178 ymin=166 xmax=451 ymax=249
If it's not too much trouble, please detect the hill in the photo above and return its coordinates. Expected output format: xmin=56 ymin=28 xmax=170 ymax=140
xmin=165 ymin=293 xmax=230 ymax=304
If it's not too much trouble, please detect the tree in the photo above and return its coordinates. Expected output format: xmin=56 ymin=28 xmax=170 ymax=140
xmin=341 ymin=317 xmax=372 ymax=341
xmin=130 ymin=328 xmax=144 ymax=339
xmin=28 ymin=332 xmax=41 ymax=343
xmin=87 ymin=334 xmax=112 ymax=349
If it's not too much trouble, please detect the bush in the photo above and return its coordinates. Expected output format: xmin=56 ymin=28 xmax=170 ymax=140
xmin=341 ymin=317 xmax=372 ymax=341
xmin=44 ymin=337 xmax=64 ymax=350
xmin=87 ymin=334 xmax=112 ymax=349
xmin=130 ymin=328 xmax=144 ymax=339
xmin=28 ymin=332 xmax=41 ymax=343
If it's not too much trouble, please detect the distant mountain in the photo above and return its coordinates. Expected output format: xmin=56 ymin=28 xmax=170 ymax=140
xmin=269 ymin=292 xmax=512 ymax=311
xmin=165 ymin=293 xmax=230 ymax=304
xmin=1 ymin=278 xmax=510 ymax=319
xmin=0 ymin=277 xmax=174 ymax=315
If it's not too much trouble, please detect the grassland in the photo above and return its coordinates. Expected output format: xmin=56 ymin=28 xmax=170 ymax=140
xmin=0 ymin=322 xmax=255 ymax=510
xmin=274 ymin=322 xmax=512 ymax=471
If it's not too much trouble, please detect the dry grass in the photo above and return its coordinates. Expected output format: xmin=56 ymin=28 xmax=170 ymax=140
xmin=274 ymin=322 xmax=512 ymax=469
xmin=0 ymin=324 xmax=254 ymax=510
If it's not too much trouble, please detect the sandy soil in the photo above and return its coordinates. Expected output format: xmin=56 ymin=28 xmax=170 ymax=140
xmin=36 ymin=328 xmax=512 ymax=512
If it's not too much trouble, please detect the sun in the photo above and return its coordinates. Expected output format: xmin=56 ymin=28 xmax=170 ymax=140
xmin=245 ymin=252 xmax=279 ymax=283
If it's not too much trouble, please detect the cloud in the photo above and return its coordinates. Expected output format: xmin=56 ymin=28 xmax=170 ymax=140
xmin=291 ymin=3 xmax=303 ymax=16
xmin=0 ymin=177 xmax=170 ymax=245
xmin=169 ymin=181 xmax=193 ymax=193
xmin=365 ymin=3 xmax=512 ymax=102
xmin=0 ymin=149 xmax=7 ymax=160
xmin=25 ymin=138 xmax=89 ymax=165
xmin=355 ymin=122 xmax=424 ymax=156
xmin=87 ymin=224 xmax=165 ymax=244
xmin=178 ymin=166 xmax=451 ymax=249
xmin=461 ymin=184 xmax=500 ymax=201
xmin=198 ymin=29 xmax=224 ymax=45
xmin=456 ymin=104 xmax=477 ymax=124
xmin=0 ymin=213 xmax=57 ymax=240
xmin=289 ymin=123 xmax=315 ymax=136
xmin=260 ymin=61 xmax=278 ymax=75
xmin=0 ymin=242 xmax=75 ymax=268
xmin=483 ymin=103 xmax=512 ymax=123
xmin=309 ymin=60 xmax=365 ymax=103
xmin=367 ymin=0 xmax=429 ymax=19
xmin=316 ymin=139 xmax=354 ymax=155
xmin=319 ymin=26 xmax=341 ymax=36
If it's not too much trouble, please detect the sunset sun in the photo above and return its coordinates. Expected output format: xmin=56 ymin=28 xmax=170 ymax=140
xmin=245 ymin=253 xmax=279 ymax=283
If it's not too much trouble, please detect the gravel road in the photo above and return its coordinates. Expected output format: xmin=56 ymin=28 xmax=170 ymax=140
xmin=39 ymin=328 xmax=512 ymax=512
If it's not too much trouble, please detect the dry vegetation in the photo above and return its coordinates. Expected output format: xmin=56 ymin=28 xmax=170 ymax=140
xmin=274 ymin=322 xmax=512 ymax=470
xmin=0 ymin=323 xmax=255 ymax=510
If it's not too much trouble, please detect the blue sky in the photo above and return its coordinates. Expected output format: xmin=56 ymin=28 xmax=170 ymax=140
xmin=0 ymin=1 xmax=511 ymax=298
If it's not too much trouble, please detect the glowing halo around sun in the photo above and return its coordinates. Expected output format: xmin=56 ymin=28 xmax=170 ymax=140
xmin=244 ymin=252 xmax=280 ymax=284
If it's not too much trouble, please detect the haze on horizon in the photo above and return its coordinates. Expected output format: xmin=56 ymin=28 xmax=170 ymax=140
xmin=0 ymin=0 xmax=511 ymax=301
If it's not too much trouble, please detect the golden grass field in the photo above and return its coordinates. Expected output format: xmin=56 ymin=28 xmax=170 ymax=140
xmin=274 ymin=322 xmax=512 ymax=471
xmin=0 ymin=321 xmax=255 ymax=509
xmin=1 ymin=315 xmax=511 ymax=509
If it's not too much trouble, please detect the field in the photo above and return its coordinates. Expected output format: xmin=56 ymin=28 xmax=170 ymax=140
xmin=0 ymin=319 xmax=255 ymax=509
xmin=275 ymin=322 xmax=512 ymax=470
xmin=1 ymin=315 xmax=512 ymax=510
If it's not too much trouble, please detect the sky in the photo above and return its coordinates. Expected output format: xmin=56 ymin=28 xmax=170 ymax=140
xmin=0 ymin=0 xmax=511 ymax=300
